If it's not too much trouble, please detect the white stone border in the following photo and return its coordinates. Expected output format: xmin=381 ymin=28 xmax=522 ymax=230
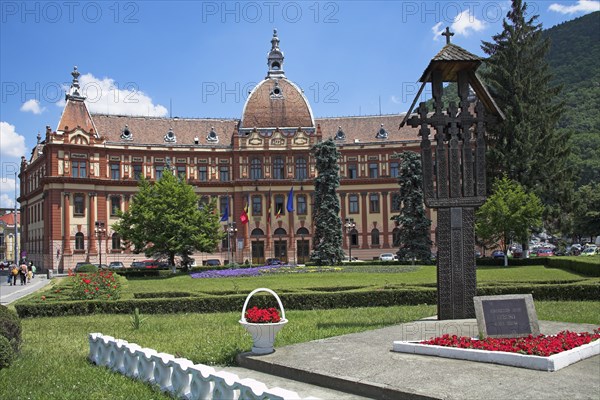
xmin=89 ymin=333 xmax=319 ymax=400
xmin=392 ymin=338 xmax=599 ymax=371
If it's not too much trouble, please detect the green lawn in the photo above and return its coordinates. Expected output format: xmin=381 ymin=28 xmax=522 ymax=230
xmin=115 ymin=264 xmax=589 ymax=296
xmin=2 ymin=301 xmax=599 ymax=400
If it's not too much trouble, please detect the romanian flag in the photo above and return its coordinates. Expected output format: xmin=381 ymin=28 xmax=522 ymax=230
xmin=240 ymin=194 xmax=249 ymax=224
xmin=276 ymin=206 xmax=282 ymax=219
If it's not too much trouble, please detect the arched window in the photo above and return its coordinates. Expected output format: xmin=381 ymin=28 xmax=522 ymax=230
xmin=350 ymin=228 xmax=359 ymax=246
xmin=75 ymin=232 xmax=84 ymax=250
xmin=392 ymin=228 xmax=401 ymax=247
xmin=371 ymin=228 xmax=380 ymax=245
xmin=273 ymin=227 xmax=287 ymax=236
xmin=251 ymin=228 xmax=265 ymax=236
xmin=295 ymin=157 xmax=307 ymax=180
xmin=296 ymin=227 xmax=309 ymax=235
xmin=250 ymin=158 xmax=263 ymax=180
xmin=273 ymin=157 xmax=284 ymax=179
xmin=112 ymin=233 xmax=121 ymax=250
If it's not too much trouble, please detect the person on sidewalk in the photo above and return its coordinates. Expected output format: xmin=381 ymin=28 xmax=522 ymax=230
xmin=30 ymin=262 xmax=36 ymax=279
xmin=19 ymin=262 xmax=28 ymax=285
xmin=11 ymin=264 xmax=19 ymax=286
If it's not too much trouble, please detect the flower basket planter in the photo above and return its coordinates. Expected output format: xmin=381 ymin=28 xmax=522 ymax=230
xmin=239 ymin=288 xmax=288 ymax=355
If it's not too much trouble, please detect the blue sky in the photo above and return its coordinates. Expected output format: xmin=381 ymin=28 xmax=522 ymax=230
xmin=1 ymin=0 xmax=598 ymax=207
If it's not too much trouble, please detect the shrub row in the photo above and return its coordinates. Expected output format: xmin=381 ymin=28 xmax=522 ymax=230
xmin=14 ymin=282 xmax=599 ymax=318
xmin=114 ymin=269 xmax=162 ymax=278
xmin=133 ymin=292 xmax=199 ymax=299
xmin=476 ymin=258 xmax=546 ymax=267
xmin=546 ymin=258 xmax=600 ymax=277
xmin=0 ymin=305 xmax=21 ymax=369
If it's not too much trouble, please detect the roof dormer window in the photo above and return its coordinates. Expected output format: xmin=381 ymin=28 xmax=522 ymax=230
xmin=335 ymin=126 xmax=345 ymax=140
xmin=164 ymin=127 xmax=176 ymax=143
xmin=120 ymin=124 xmax=132 ymax=140
xmin=270 ymin=81 xmax=283 ymax=99
xmin=207 ymin=127 xmax=218 ymax=143
xmin=376 ymin=124 xmax=388 ymax=139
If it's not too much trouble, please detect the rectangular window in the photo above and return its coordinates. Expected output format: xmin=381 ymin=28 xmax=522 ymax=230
xmin=391 ymin=193 xmax=401 ymax=212
xmin=110 ymin=196 xmax=121 ymax=216
xmin=369 ymin=163 xmax=379 ymax=178
xmin=252 ymin=195 xmax=262 ymax=215
xmin=390 ymin=162 xmax=399 ymax=178
xmin=219 ymin=166 xmax=230 ymax=182
xmin=274 ymin=194 xmax=285 ymax=216
xmin=73 ymin=194 xmax=85 ymax=216
xmin=155 ymin=165 xmax=164 ymax=180
xmin=348 ymin=164 xmax=358 ymax=179
xmin=0 ymin=233 xmax=4 ymax=247
xmin=297 ymin=194 xmax=307 ymax=215
xmin=198 ymin=165 xmax=208 ymax=181
xmin=110 ymin=163 xmax=120 ymax=180
xmin=220 ymin=196 xmax=229 ymax=216
xmin=369 ymin=193 xmax=380 ymax=213
xmin=349 ymin=194 xmax=359 ymax=214
xmin=72 ymin=160 xmax=87 ymax=178
xmin=177 ymin=165 xmax=186 ymax=180
xmin=133 ymin=164 xmax=143 ymax=180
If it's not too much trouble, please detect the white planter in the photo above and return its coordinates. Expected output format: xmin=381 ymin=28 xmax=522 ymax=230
xmin=239 ymin=288 xmax=288 ymax=355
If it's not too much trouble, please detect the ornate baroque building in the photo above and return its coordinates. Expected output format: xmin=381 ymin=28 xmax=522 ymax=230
xmin=18 ymin=31 xmax=433 ymax=271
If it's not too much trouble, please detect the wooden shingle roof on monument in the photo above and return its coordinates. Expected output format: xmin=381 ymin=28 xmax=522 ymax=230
xmin=418 ymin=43 xmax=482 ymax=82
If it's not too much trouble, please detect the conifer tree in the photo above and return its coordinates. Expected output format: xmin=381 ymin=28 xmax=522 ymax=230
xmin=391 ymin=152 xmax=432 ymax=262
xmin=311 ymin=138 xmax=344 ymax=265
xmin=481 ymin=0 xmax=572 ymax=232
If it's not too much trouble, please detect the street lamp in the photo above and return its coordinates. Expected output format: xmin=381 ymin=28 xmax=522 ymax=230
xmin=94 ymin=221 xmax=106 ymax=267
xmin=227 ymin=222 xmax=237 ymax=265
xmin=344 ymin=218 xmax=356 ymax=261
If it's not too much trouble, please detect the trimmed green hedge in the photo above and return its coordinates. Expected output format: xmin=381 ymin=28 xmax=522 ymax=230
xmin=114 ymin=269 xmax=161 ymax=278
xmin=546 ymin=257 xmax=600 ymax=277
xmin=0 ymin=305 xmax=21 ymax=352
xmin=14 ymin=282 xmax=599 ymax=318
xmin=477 ymin=258 xmax=546 ymax=267
xmin=0 ymin=335 xmax=15 ymax=369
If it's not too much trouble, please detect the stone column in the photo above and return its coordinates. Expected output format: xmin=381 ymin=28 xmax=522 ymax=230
xmin=63 ymin=192 xmax=71 ymax=253
xmin=339 ymin=193 xmax=347 ymax=249
xmin=89 ymin=193 xmax=97 ymax=254
xmin=360 ymin=192 xmax=369 ymax=249
xmin=381 ymin=191 xmax=390 ymax=248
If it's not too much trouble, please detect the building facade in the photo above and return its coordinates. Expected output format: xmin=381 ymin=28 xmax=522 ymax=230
xmin=0 ymin=210 xmax=20 ymax=263
xmin=18 ymin=31 xmax=434 ymax=271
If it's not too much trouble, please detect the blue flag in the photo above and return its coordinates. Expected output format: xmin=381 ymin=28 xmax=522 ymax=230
xmin=220 ymin=199 xmax=229 ymax=222
xmin=286 ymin=186 xmax=294 ymax=213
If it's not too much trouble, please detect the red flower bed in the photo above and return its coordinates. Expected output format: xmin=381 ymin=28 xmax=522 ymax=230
xmin=68 ymin=270 xmax=121 ymax=300
xmin=244 ymin=306 xmax=281 ymax=323
xmin=421 ymin=329 xmax=600 ymax=357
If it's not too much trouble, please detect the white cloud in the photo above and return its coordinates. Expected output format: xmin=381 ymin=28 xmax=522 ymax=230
xmin=61 ymin=73 xmax=168 ymax=117
xmin=20 ymin=99 xmax=45 ymax=114
xmin=432 ymin=10 xmax=486 ymax=41
xmin=0 ymin=194 xmax=15 ymax=209
xmin=549 ymin=0 xmax=600 ymax=14
xmin=0 ymin=177 xmax=17 ymax=193
xmin=0 ymin=122 xmax=27 ymax=158
xmin=390 ymin=95 xmax=402 ymax=105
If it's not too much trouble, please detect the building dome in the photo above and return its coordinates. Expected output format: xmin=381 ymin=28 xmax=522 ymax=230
xmin=240 ymin=30 xmax=314 ymax=129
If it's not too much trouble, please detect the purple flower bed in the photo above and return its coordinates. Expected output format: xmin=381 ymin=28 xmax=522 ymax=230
xmin=190 ymin=265 xmax=281 ymax=279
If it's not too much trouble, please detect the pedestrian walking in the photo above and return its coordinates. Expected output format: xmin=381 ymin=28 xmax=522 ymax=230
xmin=11 ymin=264 xmax=19 ymax=286
xmin=19 ymin=262 xmax=28 ymax=285
xmin=31 ymin=262 xmax=36 ymax=279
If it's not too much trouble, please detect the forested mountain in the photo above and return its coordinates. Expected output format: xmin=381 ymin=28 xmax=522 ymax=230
xmin=544 ymin=11 xmax=600 ymax=187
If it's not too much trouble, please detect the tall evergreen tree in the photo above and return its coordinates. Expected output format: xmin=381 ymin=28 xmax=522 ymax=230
xmin=311 ymin=138 xmax=344 ymax=265
xmin=113 ymin=169 xmax=223 ymax=272
xmin=481 ymin=0 xmax=572 ymax=232
xmin=391 ymin=152 xmax=432 ymax=262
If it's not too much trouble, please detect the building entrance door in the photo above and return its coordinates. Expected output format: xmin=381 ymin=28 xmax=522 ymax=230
xmin=274 ymin=240 xmax=287 ymax=262
xmin=296 ymin=239 xmax=310 ymax=264
xmin=251 ymin=241 xmax=264 ymax=265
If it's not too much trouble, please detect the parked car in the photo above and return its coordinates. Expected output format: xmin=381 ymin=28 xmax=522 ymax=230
xmin=491 ymin=250 xmax=505 ymax=259
xmin=95 ymin=264 xmax=109 ymax=269
xmin=130 ymin=261 xmax=145 ymax=269
xmin=203 ymin=259 xmax=221 ymax=266
xmin=265 ymin=258 xmax=283 ymax=266
xmin=74 ymin=262 xmax=88 ymax=272
xmin=536 ymin=248 xmax=553 ymax=257
xmin=379 ymin=253 xmax=395 ymax=261
xmin=108 ymin=261 xmax=125 ymax=269
xmin=580 ymin=247 xmax=599 ymax=257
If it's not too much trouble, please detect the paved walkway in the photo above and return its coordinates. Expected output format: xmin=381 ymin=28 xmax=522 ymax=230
xmin=238 ymin=318 xmax=600 ymax=400
xmin=0 ymin=271 xmax=54 ymax=305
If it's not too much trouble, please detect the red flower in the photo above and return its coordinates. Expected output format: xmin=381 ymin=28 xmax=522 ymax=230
xmin=83 ymin=278 xmax=91 ymax=284
xmin=245 ymin=306 xmax=282 ymax=323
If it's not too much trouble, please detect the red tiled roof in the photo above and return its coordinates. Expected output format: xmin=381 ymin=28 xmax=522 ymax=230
xmin=315 ymin=114 xmax=420 ymax=144
xmin=0 ymin=212 xmax=19 ymax=226
xmin=57 ymin=99 xmax=97 ymax=134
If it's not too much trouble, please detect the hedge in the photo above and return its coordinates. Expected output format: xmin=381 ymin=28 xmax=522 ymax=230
xmin=0 ymin=305 xmax=22 ymax=352
xmin=546 ymin=257 xmax=600 ymax=277
xmin=14 ymin=282 xmax=599 ymax=318
xmin=0 ymin=335 xmax=15 ymax=369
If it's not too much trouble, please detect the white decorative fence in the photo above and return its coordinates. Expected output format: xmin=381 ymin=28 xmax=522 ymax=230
xmin=89 ymin=333 xmax=318 ymax=400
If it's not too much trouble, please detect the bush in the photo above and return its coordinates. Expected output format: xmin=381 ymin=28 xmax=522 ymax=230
xmin=0 ymin=305 xmax=21 ymax=352
xmin=76 ymin=264 xmax=98 ymax=273
xmin=546 ymin=257 xmax=600 ymax=277
xmin=0 ymin=335 xmax=15 ymax=369
xmin=114 ymin=269 xmax=161 ymax=278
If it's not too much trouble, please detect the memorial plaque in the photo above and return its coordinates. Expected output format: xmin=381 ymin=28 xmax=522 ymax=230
xmin=474 ymin=294 xmax=540 ymax=338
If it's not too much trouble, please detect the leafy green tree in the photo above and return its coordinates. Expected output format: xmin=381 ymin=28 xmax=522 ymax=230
xmin=113 ymin=170 xmax=222 ymax=272
xmin=391 ymin=152 xmax=432 ymax=262
xmin=311 ymin=138 xmax=344 ymax=265
xmin=572 ymin=183 xmax=600 ymax=241
xmin=476 ymin=176 xmax=543 ymax=265
xmin=481 ymin=0 xmax=573 ymax=232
